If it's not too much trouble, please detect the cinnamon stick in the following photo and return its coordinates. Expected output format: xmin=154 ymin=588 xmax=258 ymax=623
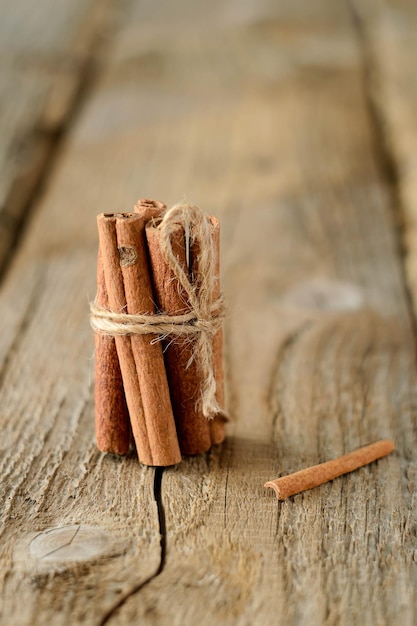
xmin=264 ymin=440 xmax=395 ymax=500
xmin=134 ymin=198 xmax=166 ymax=218
xmin=94 ymin=249 xmax=130 ymax=454
xmin=146 ymin=218 xmax=225 ymax=455
xmin=115 ymin=213 xmax=181 ymax=466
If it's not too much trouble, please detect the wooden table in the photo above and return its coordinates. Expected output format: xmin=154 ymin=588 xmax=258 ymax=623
xmin=1 ymin=1 xmax=416 ymax=624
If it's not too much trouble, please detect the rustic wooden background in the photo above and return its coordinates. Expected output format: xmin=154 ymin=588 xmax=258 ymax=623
xmin=1 ymin=1 xmax=416 ymax=624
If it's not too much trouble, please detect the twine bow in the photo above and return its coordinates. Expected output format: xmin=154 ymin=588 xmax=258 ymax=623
xmin=158 ymin=204 xmax=225 ymax=419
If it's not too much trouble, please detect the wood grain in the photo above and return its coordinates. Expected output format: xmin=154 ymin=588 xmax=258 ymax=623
xmin=96 ymin=1 xmax=416 ymax=624
xmin=350 ymin=0 xmax=417 ymax=313
xmin=0 ymin=252 xmax=162 ymax=623
xmin=0 ymin=0 xmax=416 ymax=624
xmin=0 ymin=0 xmax=117 ymax=271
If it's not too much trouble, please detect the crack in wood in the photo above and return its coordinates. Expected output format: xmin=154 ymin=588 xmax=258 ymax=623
xmin=97 ymin=468 xmax=166 ymax=626
xmin=0 ymin=1 xmax=123 ymax=284
xmin=154 ymin=467 xmax=167 ymax=571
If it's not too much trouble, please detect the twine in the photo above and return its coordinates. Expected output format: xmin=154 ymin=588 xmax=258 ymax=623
xmin=91 ymin=204 xmax=226 ymax=420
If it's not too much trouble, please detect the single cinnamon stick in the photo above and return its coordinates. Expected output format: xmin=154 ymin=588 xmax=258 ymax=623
xmin=94 ymin=249 xmax=130 ymax=454
xmin=134 ymin=198 xmax=166 ymax=218
xmin=115 ymin=213 xmax=181 ymax=466
xmin=264 ymin=440 xmax=395 ymax=500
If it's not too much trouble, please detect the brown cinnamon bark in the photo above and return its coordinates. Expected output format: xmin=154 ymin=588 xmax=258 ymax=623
xmin=136 ymin=199 xmax=226 ymax=445
xmin=146 ymin=218 xmax=226 ymax=455
xmin=94 ymin=249 xmax=130 ymax=455
xmin=115 ymin=213 xmax=181 ymax=466
xmin=264 ymin=440 xmax=395 ymax=500
xmin=97 ymin=214 xmax=152 ymax=464
xmin=134 ymin=198 xmax=166 ymax=218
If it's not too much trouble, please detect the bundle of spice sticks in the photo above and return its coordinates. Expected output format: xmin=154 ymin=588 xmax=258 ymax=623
xmin=90 ymin=199 xmax=227 ymax=466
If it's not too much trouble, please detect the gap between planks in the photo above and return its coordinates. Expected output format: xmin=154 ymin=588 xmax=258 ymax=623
xmin=98 ymin=468 xmax=167 ymax=626
xmin=0 ymin=1 xmax=119 ymax=284
xmin=347 ymin=0 xmax=417 ymax=356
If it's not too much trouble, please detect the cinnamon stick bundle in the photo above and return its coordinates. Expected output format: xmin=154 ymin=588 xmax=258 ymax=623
xmin=92 ymin=200 xmax=227 ymax=464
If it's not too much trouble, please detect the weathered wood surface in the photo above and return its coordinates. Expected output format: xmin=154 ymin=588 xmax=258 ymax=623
xmin=0 ymin=0 xmax=118 ymax=272
xmin=351 ymin=0 xmax=417 ymax=310
xmin=1 ymin=1 xmax=417 ymax=625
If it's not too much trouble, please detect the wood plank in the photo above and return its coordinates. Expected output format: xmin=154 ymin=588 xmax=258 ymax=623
xmin=86 ymin=2 xmax=413 ymax=624
xmin=0 ymin=0 xmax=115 ymax=271
xmin=1 ymin=0 xmax=416 ymax=624
xmin=349 ymin=0 xmax=417 ymax=311
xmin=0 ymin=253 xmax=161 ymax=624
xmin=0 ymin=4 xmax=165 ymax=621
xmin=0 ymin=0 xmax=105 ymax=59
